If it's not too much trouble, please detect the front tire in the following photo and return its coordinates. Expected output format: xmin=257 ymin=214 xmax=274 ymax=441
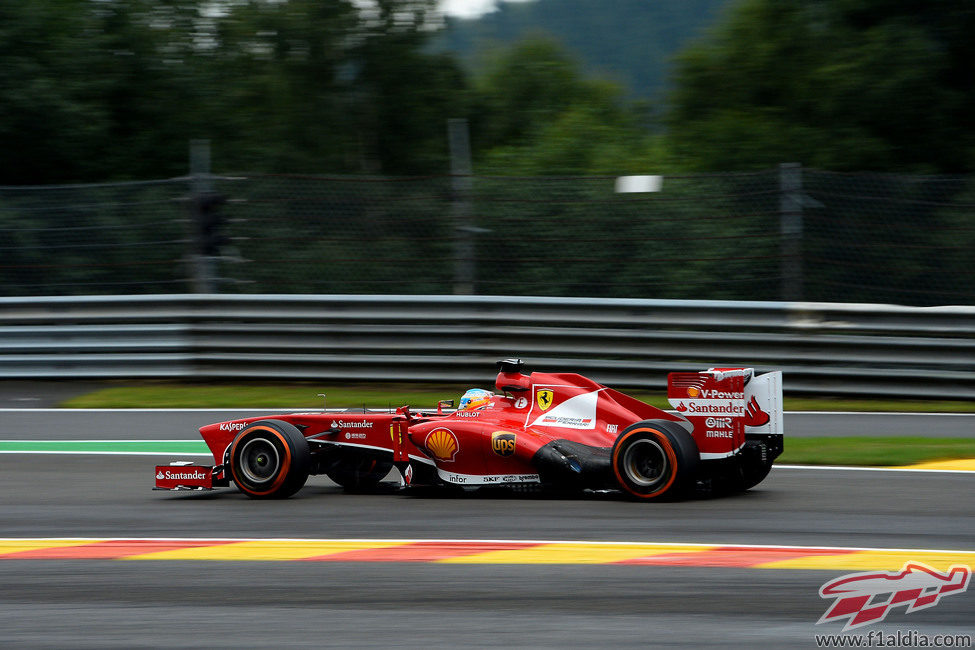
xmin=229 ymin=420 xmax=311 ymax=499
xmin=611 ymin=420 xmax=699 ymax=500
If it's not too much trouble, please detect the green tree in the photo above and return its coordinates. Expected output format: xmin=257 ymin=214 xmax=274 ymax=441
xmin=439 ymin=0 xmax=732 ymax=100
xmin=206 ymin=0 xmax=362 ymax=172
xmin=470 ymin=38 xmax=661 ymax=175
xmin=352 ymin=1 xmax=468 ymax=174
xmin=0 ymin=1 xmax=109 ymax=183
xmin=0 ymin=1 xmax=222 ymax=183
xmin=667 ymin=0 xmax=975 ymax=173
xmin=0 ymin=0 xmax=469 ymax=182
xmin=164 ymin=0 xmax=466 ymax=175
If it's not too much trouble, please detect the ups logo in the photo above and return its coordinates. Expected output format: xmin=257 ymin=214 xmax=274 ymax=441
xmin=491 ymin=431 xmax=517 ymax=457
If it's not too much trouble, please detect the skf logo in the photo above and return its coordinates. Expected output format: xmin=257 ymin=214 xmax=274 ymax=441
xmin=424 ymin=428 xmax=459 ymax=462
xmin=536 ymin=389 xmax=554 ymax=411
xmin=491 ymin=431 xmax=516 ymax=457
xmin=818 ymin=562 xmax=970 ymax=631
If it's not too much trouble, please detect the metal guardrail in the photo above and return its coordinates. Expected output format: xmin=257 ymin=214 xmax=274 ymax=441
xmin=1 ymin=294 xmax=974 ymax=398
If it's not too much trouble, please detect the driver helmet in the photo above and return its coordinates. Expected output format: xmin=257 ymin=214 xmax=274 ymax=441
xmin=458 ymin=388 xmax=493 ymax=410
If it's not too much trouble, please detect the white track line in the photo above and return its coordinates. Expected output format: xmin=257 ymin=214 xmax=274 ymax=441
xmin=0 ymin=536 xmax=972 ymax=554
xmin=776 ymin=464 xmax=974 ymax=474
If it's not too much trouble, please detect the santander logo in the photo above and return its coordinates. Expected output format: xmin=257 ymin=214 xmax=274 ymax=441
xmin=157 ymin=469 xmax=207 ymax=480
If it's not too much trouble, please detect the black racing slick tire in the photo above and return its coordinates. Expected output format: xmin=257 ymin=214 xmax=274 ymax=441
xmin=611 ymin=420 xmax=699 ymax=500
xmin=229 ymin=420 xmax=311 ymax=499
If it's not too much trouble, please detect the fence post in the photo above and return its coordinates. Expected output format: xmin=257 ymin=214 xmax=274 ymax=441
xmin=780 ymin=162 xmax=803 ymax=302
xmin=448 ymin=118 xmax=474 ymax=295
xmin=189 ymin=139 xmax=215 ymax=293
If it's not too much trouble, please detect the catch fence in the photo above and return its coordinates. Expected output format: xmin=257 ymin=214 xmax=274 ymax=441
xmin=1 ymin=167 xmax=973 ymax=305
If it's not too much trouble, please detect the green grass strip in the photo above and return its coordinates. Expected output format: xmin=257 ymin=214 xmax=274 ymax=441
xmin=778 ymin=437 xmax=975 ymax=466
xmin=60 ymin=384 xmax=469 ymax=410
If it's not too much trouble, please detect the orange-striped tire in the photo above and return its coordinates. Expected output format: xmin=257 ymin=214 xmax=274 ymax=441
xmin=229 ymin=420 xmax=311 ymax=499
xmin=611 ymin=420 xmax=699 ymax=500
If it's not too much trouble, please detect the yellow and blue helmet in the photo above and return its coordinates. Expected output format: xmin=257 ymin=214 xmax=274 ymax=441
xmin=458 ymin=388 xmax=492 ymax=410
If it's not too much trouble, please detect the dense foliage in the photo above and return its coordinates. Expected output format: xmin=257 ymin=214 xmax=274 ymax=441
xmin=3 ymin=0 xmax=974 ymax=182
xmin=439 ymin=0 xmax=731 ymax=100
xmin=667 ymin=0 xmax=975 ymax=172
xmin=0 ymin=0 xmax=464 ymax=183
xmin=3 ymin=0 xmax=975 ymax=305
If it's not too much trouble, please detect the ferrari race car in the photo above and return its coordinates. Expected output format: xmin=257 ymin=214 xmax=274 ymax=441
xmin=155 ymin=359 xmax=783 ymax=500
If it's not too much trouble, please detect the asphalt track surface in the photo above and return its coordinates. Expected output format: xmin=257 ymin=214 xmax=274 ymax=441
xmin=4 ymin=408 xmax=975 ymax=439
xmin=1 ymin=410 xmax=973 ymax=648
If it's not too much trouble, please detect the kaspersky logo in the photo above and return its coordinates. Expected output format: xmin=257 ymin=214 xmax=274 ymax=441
xmin=817 ymin=562 xmax=970 ymax=631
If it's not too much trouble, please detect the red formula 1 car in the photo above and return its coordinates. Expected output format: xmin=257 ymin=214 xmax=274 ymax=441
xmin=155 ymin=359 xmax=783 ymax=500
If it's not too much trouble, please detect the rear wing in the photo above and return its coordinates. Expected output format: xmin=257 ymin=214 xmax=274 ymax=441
xmin=667 ymin=368 xmax=783 ymax=459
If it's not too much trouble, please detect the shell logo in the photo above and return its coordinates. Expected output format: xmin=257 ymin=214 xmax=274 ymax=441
xmin=687 ymin=386 xmax=700 ymax=398
xmin=424 ymin=428 xmax=459 ymax=462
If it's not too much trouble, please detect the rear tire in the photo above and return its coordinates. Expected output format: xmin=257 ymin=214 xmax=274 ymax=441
xmin=229 ymin=420 xmax=311 ymax=499
xmin=611 ymin=420 xmax=699 ymax=500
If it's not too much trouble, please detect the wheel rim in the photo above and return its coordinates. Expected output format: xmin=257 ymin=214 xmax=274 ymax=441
xmin=622 ymin=438 xmax=669 ymax=488
xmin=238 ymin=437 xmax=280 ymax=485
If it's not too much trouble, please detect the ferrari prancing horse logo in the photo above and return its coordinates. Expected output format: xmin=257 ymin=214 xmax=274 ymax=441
xmin=536 ymin=389 xmax=554 ymax=411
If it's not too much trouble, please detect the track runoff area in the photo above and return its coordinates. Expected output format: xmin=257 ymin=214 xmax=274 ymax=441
xmin=0 ymin=538 xmax=973 ymax=572
xmin=1 ymin=437 xmax=973 ymax=568
xmin=1 ymin=415 xmax=972 ymax=568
